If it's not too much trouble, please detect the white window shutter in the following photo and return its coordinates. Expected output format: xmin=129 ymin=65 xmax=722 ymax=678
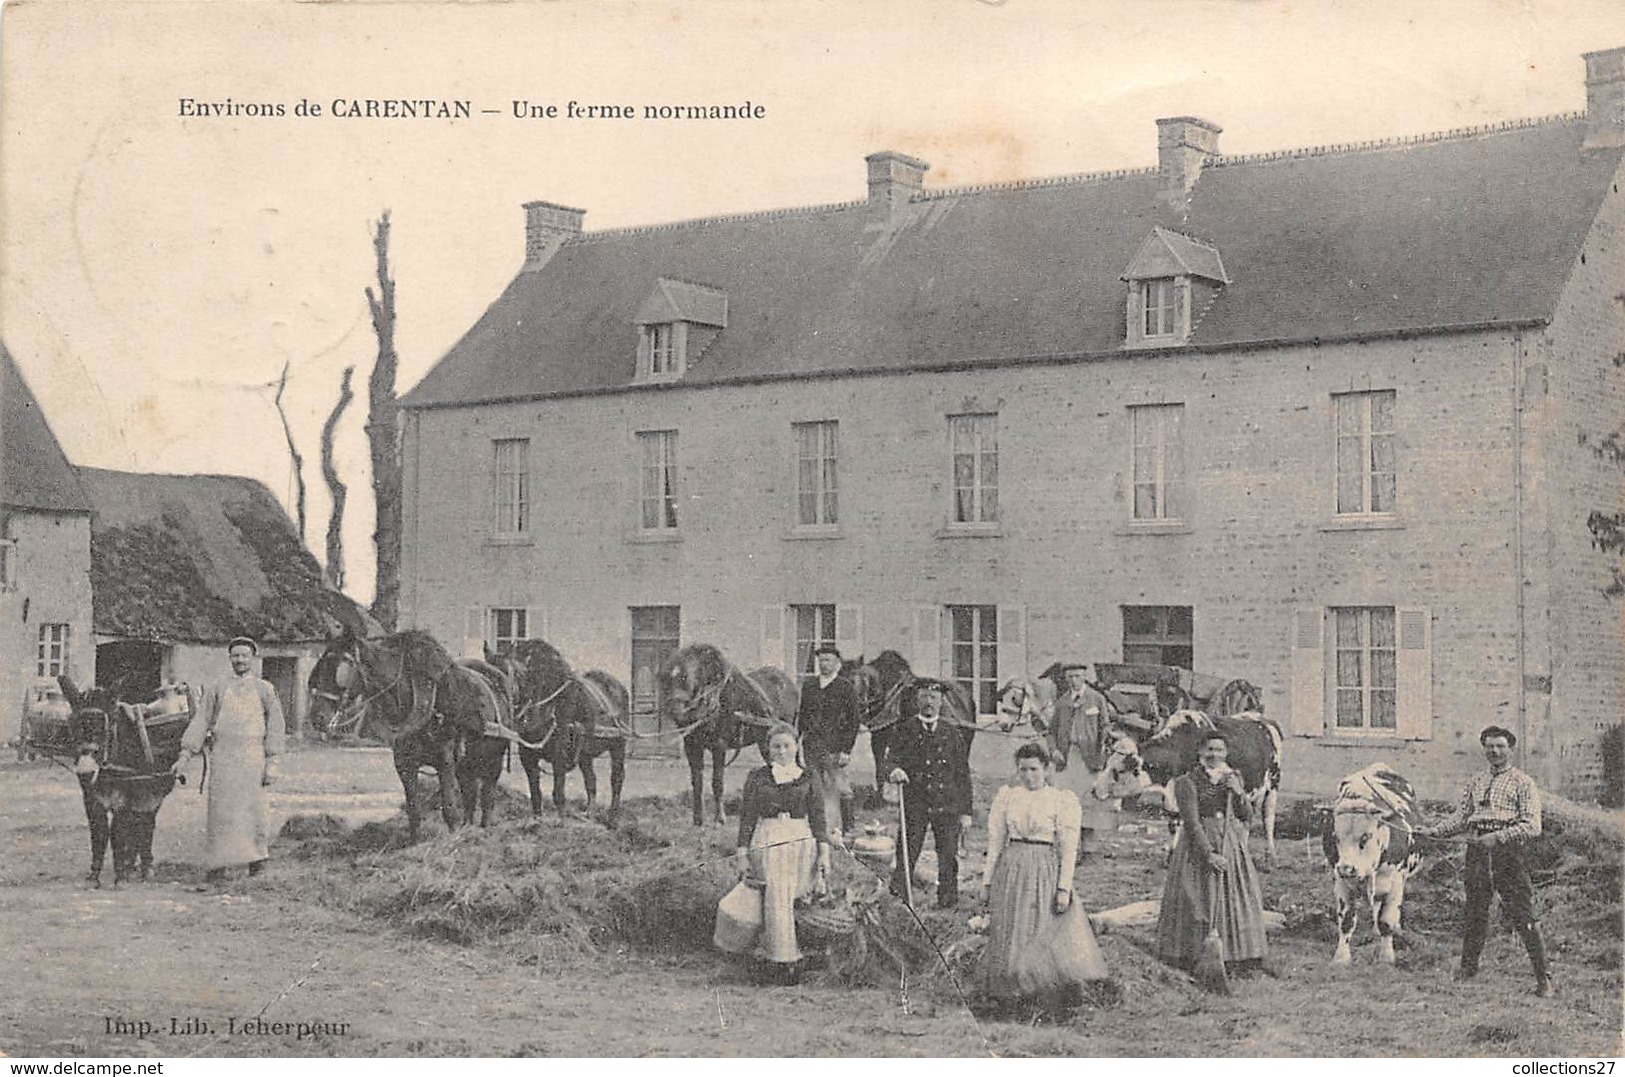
xmin=913 ymin=605 xmax=942 ymax=676
xmin=760 ymin=606 xmax=786 ymax=670
xmin=464 ymin=607 xmax=487 ymax=660
xmin=526 ymin=607 xmax=546 ymax=642
xmin=1395 ymin=607 xmax=1433 ymax=740
xmin=1289 ymin=608 xmax=1325 ymax=736
xmin=836 ymin=605 xmax=864 ymax=663
xmin=997 ymin=604 xmax=1027 ymax=687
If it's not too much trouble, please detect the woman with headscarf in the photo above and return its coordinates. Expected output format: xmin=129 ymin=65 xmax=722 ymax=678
xmin=1156 ymin=731 xmax=1268 ymax=975
xmin=979 ymin=741 xmax=1110 ymax=1014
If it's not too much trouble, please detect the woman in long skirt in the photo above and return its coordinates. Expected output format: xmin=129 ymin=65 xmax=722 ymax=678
xmin=718 ymin=722 xmax=831 ymax=982
xmin=1156 ymin=732 xmax=1268 ymax=974
xmin=979 ymin=742 xmax=1109 ymax=1013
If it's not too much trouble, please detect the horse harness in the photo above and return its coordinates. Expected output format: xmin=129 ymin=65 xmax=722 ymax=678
xmin=674 ymin=662 xmax=780 ymax=740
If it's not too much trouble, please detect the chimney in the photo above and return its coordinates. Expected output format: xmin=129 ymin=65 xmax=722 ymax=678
xmin=523 ymin=200 xmax=586 ymax=270
xmin=1155 ymin=116 xmax=1222 ymax=224
xmin=1584 ymin=46 xmax=1625 ymax=149
xmin=865 ymin=151 xmax=930 ymax=225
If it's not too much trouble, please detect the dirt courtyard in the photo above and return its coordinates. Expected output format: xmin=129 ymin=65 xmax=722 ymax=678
xmin=1 ymin=743 xmax=1619 ymax=1059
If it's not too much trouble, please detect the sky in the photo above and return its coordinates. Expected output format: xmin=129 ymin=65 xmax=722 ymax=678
xmin=3 ymin=0 xmax=1624 ymax=606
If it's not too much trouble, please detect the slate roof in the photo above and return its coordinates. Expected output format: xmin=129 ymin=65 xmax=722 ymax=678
xmin=636 ymin=277 xmax=729 ymax=327
xmin=75 ymin=467 xmax=352 ymax=644
xmin=403 ymin=115 xmax=1625 ymax=409
xmin=1124 ymin=227 xmax=1230 ymax=284
xmin=1 ymin=343 xmax=92 ymax=513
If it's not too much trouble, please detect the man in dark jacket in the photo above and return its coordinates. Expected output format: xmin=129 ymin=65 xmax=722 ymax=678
xmin=798 ymin=644 xmax=860 ymax=841
xmin=887 ymin=679 xmax=974 ymax=909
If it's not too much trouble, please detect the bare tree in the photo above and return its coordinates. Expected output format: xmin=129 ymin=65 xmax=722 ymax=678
xmin=321 ymin=366 xmax=355 ymax=591
xmin=273 ymin=361 xmax=307 ymax=542
xmin=364 ymin=211 xmax=403 ymax=631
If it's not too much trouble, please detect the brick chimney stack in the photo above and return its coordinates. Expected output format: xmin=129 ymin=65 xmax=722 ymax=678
xmin=865 ymin=151 xmax=930 ymax=226
xmin=523 ymin=200 xmax=586 ymax=270
xmin=1155 ymin=116 xmax=1222 ymax=224
xmin=1583 ymin=46 xmax=1625 ymax=149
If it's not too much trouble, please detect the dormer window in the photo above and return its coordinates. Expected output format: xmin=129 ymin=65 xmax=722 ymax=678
xmin=1142 ymin=278 xmax=1177 ymax=338
xmin=643 ymin=323 xmax=684 ymax=379
xmin=1122 ymin=227 xmax=1229 ymax=349
xmin=634 ymin=277 xmax=728 ymax=383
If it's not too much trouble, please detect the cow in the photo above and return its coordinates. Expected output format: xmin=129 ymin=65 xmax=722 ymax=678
xmin=55 ymin=678 xmax=186 ymax=888
xmin=1096 ymin=709 xmax=1284 ymax=864
xmin=1323 ymin=763 xmax=1423 ymax=966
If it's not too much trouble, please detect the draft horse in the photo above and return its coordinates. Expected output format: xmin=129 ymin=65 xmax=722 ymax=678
xmin=307 ymin=627 xmax=510 ymax=840
xmin=53 ymin=676 xmax=186 ymax=888
xmin=658 ymin=644 xmax=798 ymax=826
xmin=849 ymin=650 xmax=979 ymax=791
xmin=487 ymin=639 xmax=631 ymax=817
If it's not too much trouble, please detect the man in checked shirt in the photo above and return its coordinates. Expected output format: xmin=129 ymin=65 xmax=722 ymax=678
xmin=1419 ymin=725 xmax=1554 ymax=997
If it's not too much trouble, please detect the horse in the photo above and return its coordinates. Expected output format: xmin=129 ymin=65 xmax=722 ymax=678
xmin=53 ymin=676 xmax=185 ymax=888
xmin=658 ymin=643 xmax=798 ymax=826
xmin=306 ymin=626 xmax=509 ymax=840
xmin=849 ymin=650 xmax=979 ymax=792
xmin=487 ymin=639 xmax=631 ymax=817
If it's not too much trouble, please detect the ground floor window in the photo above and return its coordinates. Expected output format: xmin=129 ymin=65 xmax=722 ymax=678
xmin=36 ymin=624 xmax=70 ymax=677
xmin=791 ymin=604 xmax=837 ymax=675
xmin=1333 ymin=606 xmax=1396 ymax=730
xmin=1122 ymin=605 xmax=1193 ymax=668
xmin=489 ymin=608 xmax=530 ymax=654
xmin=947 ymin=604 xmax=998 ymax=716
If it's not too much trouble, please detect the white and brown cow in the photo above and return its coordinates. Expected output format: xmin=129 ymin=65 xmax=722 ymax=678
xmin=1096 ymin=709 xmax=1285 ymax=863
xmin=1323 ymin=763 xmax=1424 ymax=967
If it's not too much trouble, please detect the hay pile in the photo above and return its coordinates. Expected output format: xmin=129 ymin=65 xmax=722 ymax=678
xmin=283 ymin=795 xmax=737 ymax=957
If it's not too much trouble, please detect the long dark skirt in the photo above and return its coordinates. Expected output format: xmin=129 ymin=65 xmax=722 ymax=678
xmin=1157 ymin=816 xmax=1267 ymax=969
xmin=981 ymin=842 xmax=1108 ymax=1002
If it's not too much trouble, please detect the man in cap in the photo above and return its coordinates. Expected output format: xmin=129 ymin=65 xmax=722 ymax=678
xmin=173 ymin=636 xmax=285 ymax=887
xmin=1047 ymin=662 xmax=1116 ymax=858
xmin=1419 ymin=725 xmax=1553 ymax=997
xmin=797 ymin=644 xmax=860 ymax=842
xmin=887 ymin=678 xmax=973 ymax=908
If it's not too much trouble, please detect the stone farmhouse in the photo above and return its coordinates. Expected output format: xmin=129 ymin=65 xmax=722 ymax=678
xmin=398 ymin=48 xmax=1625 ymax=799
xmin=1 ymin=344 xmax=94 ymax=745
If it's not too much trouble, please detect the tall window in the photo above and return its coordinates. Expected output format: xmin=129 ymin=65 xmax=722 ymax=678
xmin=794 ymin=421 xmax=839 ymax=527
xmin=1130 ymin=404 xmax=1186 ymax=521
xmin=1335 ymin=390 xmax=1396 ymax=515
xmin=492 ymin=438 xmax=530 ymax=535
xmin=950 ymin=414 xmax=999 ymax=525
xmin=1122 ymin=606 xmax=1194 ymax=668
xmin=36 ymin=624 xmax=70 ymax=677
xmin=638 ymin=430 xmax=679 ymax=530
xmin=630 ymin=605 xmax=681 ymax=719
xmin=1333 ymin=606 xmax=1397 ymax=730
xmin=1143 ymin=278 xmax=1176 ymax=337
xmin=947 ymin=604 xmax=998 ymax=716
xmin=791 ymin=604 xmax=837 ymax=675
xmin=489 ymin=608 xmax=529 ymax=654
xmin=644 ymin=323 xmax=682 ymax=377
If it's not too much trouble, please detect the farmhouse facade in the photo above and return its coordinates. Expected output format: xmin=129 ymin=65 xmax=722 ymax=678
xmin=398 ymin=49 xmax=1625 ymax=800
xmin=1 ymin=344 xmax=96 ymax=746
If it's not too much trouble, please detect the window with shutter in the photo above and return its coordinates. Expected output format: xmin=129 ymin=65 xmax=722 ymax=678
xmin=1395 ymin=607 xmax=1433 ymax=740
xmin=1289 ymin=608 xmax=1324 ymax=736
xmin=996 ymin=605 xmax=1026 ymax=689
xmin=912 ymin=605 xmax=942 ymax=677
xmin=759 ymin=606 xmax=787 ymax=671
